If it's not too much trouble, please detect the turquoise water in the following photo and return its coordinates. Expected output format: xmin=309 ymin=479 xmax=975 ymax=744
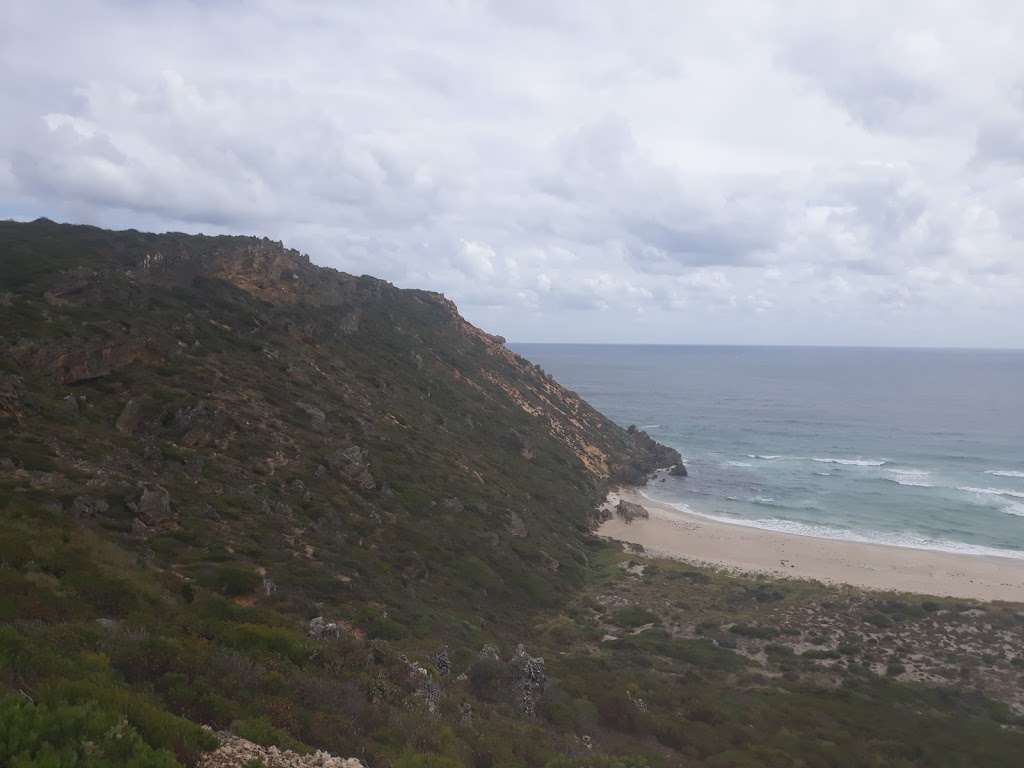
xmin=512 ymin=345 xmax=1024 ymax=558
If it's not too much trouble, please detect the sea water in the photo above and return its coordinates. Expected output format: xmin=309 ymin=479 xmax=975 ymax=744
xmin=512 ymin=345 xmax=1024 ymax=559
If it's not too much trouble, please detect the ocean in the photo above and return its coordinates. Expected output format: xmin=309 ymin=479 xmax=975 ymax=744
xmin=511 ymin=345 xmax=1024 ymax=559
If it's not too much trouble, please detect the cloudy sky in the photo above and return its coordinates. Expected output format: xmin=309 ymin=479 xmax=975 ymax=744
xmin=3 ymin=1 xmax=1024 ymax=347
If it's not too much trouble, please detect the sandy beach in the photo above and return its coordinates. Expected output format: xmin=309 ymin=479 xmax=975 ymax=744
xmin=598 ymin=487 xmax=1024 ymax=602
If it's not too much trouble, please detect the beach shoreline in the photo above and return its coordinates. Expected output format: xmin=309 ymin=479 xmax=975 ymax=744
xmin=598 ymin=486 xmax=1024 ymax=602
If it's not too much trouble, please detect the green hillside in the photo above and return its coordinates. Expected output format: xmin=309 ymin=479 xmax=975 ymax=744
xmin=2 ymin=219 xmax=1024 ymax=767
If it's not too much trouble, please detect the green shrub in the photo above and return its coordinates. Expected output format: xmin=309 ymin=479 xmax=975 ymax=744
xmin=728 ymin=624 xmax=779 ymax=640
xmin=235 ymin=717 xmax=309 ymax=754
xmin=610 ymin=607 xmax=659 ymax=628
xmin=223 ymin=624 xmax=312 ymax=665
xmin=202 ymin=566 xmax=262 ymax=597
xmin=0 ymin=695 xmax=182 ymax=768
xmin=802 ymin=649 xmax=842 ymax=660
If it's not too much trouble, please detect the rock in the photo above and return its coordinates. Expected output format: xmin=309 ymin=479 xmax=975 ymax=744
xmin=128 ymin=484 xmax=176 ymax=527
xmin=323 ymin=446 xmax=375 ymax=491
xmin=615 ymin=500 xmax=649 ymax=524
xmin=458 ymin=700 xmax=473 ymax=727
xmin=505 ymin=511 xmax=527 ymax=538
xmin=441 ymin=497 xmax=464 ymax=514
xmin=477 ymin=644 xmax=500 ymax=662
xmin=429 ymin=648 xmax=452 ymax=677
xmin=409 ymin=662 xmax=445 ymax=715
xmin=62 ymin=394 xmax=79 ymax=415
xmin=308 ymin=616 xmax=341 ymax=640
xmin=538 ymin=551 xmax=560 ymax=571
xmin=131 ymin=518 xmax=149 ymax=536
xmin=295 ymin=401 xmax=327 ymax=431
xmin=115 ymin=398 xmax=145 ymax=433
xmin=197 ymin=732 xmax=366 ymax=768
xmin=506 ymin=429 xmax=534 ymax=460
xmin=509 ymin=644 xmax=546 ymax=718
xmin=70 ymin=495 xmax=109 ymax=518
xmin=669 ymin=463 xmax=688 ymax=477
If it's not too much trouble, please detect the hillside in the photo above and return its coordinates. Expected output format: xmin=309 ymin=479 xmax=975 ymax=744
xmin=3 ymin=219 xmax=1024 ymax=767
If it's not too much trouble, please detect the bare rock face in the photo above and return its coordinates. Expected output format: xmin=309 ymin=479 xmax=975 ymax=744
xmin=615 ymin=500 xmax=649 ymax=524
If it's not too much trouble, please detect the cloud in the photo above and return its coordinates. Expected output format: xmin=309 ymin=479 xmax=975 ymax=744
xmin=2 ymin=0 xmax=1024 ymax=346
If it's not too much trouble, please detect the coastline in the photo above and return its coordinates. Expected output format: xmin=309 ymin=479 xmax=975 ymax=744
xmin=598 ymin=486 xmax=1024 ymax=602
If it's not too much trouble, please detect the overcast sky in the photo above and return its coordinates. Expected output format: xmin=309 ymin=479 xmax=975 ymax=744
xmin=3 ymin=1 xmax=1024 ymax=347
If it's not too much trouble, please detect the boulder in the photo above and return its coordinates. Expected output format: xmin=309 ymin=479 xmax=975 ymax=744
xmin=615 ymin=500 xmax=649 ymax=524
xmin=295 ymin=401 xmax=327 ymax=431
xmin=128 ymin=484 xmax=176 ymax=527
xmin=114 ymin=398 xmax=146 ymax=433
xmin=70 ymin=495 xmax=110 ymax=518
xmin=308 ymin=616 xmax=342 ymax=641
xmin=323 ymin=446 xmax=376 ymax=491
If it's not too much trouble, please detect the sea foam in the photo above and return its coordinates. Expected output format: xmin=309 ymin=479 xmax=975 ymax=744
xmin=986 ymin=470 xmax=1024 ymax=479
xmin=812 ymin=457 xmax=886 ymax=466
xmin=959 ymin=486 xmax=1024 ymax=500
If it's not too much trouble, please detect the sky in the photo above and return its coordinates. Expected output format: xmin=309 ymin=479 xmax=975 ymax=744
xmin=2 ymin=1 xmax=1024 ymax=347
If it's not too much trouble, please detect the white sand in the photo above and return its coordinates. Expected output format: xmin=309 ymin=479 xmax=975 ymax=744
xmin=598 ymin=487 xmax=1024 ymax=602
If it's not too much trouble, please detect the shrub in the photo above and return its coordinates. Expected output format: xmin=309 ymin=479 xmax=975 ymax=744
xmin=235 ymin=717 xmax=309 ymax=754
xmin=728 ymin=624 xmax=779 ymax=640
xmin=802 ymin=649 xmax=842 ymax=660
xmin=0 ymin=695 xmax=181 ymax=768
xmin=610 ymin=607 xmax=659 ymax=628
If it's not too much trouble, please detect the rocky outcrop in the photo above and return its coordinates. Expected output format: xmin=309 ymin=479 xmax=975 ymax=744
xmin=197 ymin=732 xmax=365 ymax=768
xmin=128 ymin=483 xmax=177 ymax=528
xmin=615 ymin=500 xmax=649 ymax=524
xmin=509 ymin=644 xmax=546 ymax=718
xmin=69 ymin=495 xmax=110 ymax=518
xmin=611 ymin=425 xmax=686 ymax=484
xmin=466 ymin=643 xmax=546 ymax=718
xmin=322 ymin=445 xmax=375 ymax=491
xmin=308 ymin=616 xmax=342 ymax=641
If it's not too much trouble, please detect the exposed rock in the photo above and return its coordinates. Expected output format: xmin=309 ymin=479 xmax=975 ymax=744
xmin=506 ymin=428 xmax=535 ymax=460
xmin=669 ymin=463 xmax=689 ymax=477
xmin=441 ymin=497 xmax=464 ymax=514
xmin=198 ymin=732 xmax=365 ymax=768
xmin=408 ymin=662 xmax=445 ymax=715
xmin=128 ymin=484 xmax=177 ymax=527
xmin=429 ymin=648 xmax=452 ymax=677
xmin=13 ymin=336 xmax=169 ymax=385
xmin=295 ymin=401 xmax=327 ymax=431
xmin=509 ymin=643 xmax=546 ymax=718
xmin=69 ymin=495 xmax=110 ymax=518
xmin=62 ymin=394 xmax=79 ymax=415
xmin=615 ymin=500 xmax=649 ymax=524
xmin=308 ymin=616 xmax=342 ymax=640
xmin=539 ymin=551 xmax=560 ymax=571
xmin=477 ymin=644 xmax=500 ymax=662
xmin=0 ymin=372 xmax=31 ymax=420
xmin=505 ymin=511 xmax=527 ymax=538
xmin=114 ymin=398 xmax=146 ymax=433
xmin=323 ymin=446 xmax=375 ymax=491
xmin=613 ymin=425 xmax=686 ymax=484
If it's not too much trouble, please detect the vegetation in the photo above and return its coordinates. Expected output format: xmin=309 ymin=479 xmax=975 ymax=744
xmin=2 ymin=219 xmax=1024 ymax=766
